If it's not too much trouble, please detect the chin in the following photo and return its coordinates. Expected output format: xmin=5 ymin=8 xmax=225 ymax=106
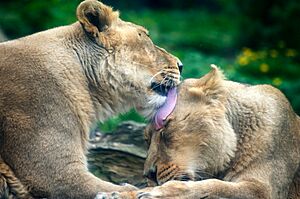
xmin=137 ymin=93 xmax=167 ymax=119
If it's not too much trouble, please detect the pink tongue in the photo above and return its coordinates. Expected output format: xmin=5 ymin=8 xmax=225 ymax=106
xmin=154 ymin=87 xmax=177 ymax=130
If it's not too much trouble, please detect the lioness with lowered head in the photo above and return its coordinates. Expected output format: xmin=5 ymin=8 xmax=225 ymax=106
xmin=108 ymin=66 xmax=300 ymax=199
xmin=0 ymin=0 xmax=182 ymax=198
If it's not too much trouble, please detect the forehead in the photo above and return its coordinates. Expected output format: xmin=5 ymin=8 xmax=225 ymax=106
xmin=146 ymin=100 xmax=208 ymax=137
xmin=115 ymin=19 xmax=149 ymax=34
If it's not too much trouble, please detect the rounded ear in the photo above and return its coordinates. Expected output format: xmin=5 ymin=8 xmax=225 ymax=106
xmin=188 ymin=65 xmax=226 ymax=101
xmin=197 ymin=64 xmax=225 ymax=87
xmin=76 ymin=0 xmax=119 ymax=38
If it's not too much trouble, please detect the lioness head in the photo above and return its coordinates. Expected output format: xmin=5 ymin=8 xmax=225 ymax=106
xmin=143 ymin=66 xmax=237 ymax=185
xmin=76 ymin=0 xmax=182 ymax=118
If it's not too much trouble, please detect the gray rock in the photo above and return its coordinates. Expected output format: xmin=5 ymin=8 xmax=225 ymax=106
xmin=88 ymin=121 xmax=148 ymax=188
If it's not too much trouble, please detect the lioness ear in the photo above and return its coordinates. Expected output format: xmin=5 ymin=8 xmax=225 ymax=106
xmin=76 ymin=0 xmax=119 ymax=38
xmin=197 ymin=64 xmax=225 ymax=87
xmin=188 ymin=65 xmax=226 ymax=100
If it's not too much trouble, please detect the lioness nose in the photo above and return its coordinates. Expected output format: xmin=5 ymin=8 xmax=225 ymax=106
xmin=177 ymin=60 xmax=183 ymax=73
xmin=143 ymin=166 xmax=157 ymax=182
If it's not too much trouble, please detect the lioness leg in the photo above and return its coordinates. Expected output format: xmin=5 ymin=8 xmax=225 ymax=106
xmin=140 ymin=179 xmax=270 ymax=199
xmin=97 ymin=178 xmax=270 ymax=199
xmin=50 ymin=170 xmax=137 ymax=199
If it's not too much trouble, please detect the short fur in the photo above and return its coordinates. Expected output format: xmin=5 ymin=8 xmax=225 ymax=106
xmin=115 ymin=66 xmax=300 ymax=198
xmin=0 ymin=0 xmax=181 ymax=198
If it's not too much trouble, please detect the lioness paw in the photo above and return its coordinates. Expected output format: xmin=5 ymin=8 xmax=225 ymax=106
xmin=95 ymin=192 xmax=121 ymax=199
xmin=95 ymin=191 xmax=138 ymax=199
xmin=137 ymin=181 xmax=211 ymax=199
xmin=95 ymin=192 xmax=109 ymax=199
xmin=120 ymin=183 xmax=139 ymax=191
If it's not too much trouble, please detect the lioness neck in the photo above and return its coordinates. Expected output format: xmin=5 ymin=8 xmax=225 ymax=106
xmin=64 ymin=22 xmax=133 ymax=122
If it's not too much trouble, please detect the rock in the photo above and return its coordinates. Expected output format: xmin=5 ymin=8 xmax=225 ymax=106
xmin=88 ymin=121 xmax=147 ymax=188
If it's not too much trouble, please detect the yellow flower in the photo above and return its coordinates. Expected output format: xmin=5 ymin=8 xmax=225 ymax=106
xmin=270 ymin=50 xmax=278 ymax=58
xmin=238 ymin=56 xmax=249 ymax=66
xmin=286 ymin=49 xmax=297 ymax=57
xmin=272 ymin=77 xmax=282 ymax=86
xmin=242 ymin=48 xmax=253 ymax=57
xmin=260 ymin=63 xmax=269 ymax=73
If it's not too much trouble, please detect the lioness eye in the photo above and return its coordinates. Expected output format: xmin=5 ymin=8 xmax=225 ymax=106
xmin=163 ymin=118 xmax=172 ymax=128
xmin=160 ymin=131 xmax=171 ymax=144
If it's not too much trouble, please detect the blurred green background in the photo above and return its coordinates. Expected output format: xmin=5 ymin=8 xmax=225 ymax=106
xmin=1 ymin=0 xmax=299 ymax=131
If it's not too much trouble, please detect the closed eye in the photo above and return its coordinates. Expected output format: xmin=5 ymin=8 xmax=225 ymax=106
xmin=163 ymin=118 xmax=172 ymax=128
xmin=160 ymin=130 xmax=172 ymax=145
xmin=180 ymin=113 xmax=191 ymax=122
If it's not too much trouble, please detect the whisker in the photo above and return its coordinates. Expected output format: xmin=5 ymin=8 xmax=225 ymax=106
xmin=162 ymin=69 xmax=180 ymax=75
xmin=150 ymin=75 xmax=168 ymax=91
xmin=194 ymin=169 xmax=215 ymax=176
xmin=173 ymin=172 xmax=194 ymax=181
xmin=168 ymin=167 xmax=216 ymax=182
xmin=168 ymin=78 xmax=174 ymax=87
xmin=149 ymin=71 xmax=163 ymax=84
xmin=159 ymin=76 xmax=169 ymax=92
xmin=194 ymin=170 xmax=216 ymax=179
xmin=165 ymin=78 xmax=173 ymax=92
xmin=150 ymin=81 xmax=163 ymax=91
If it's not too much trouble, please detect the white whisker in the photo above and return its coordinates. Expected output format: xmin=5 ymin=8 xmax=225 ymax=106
xmin=150 ymin=75 xmax=168 ymax=91
xmin=149 ymin=71 xmax=163 ymax=84
xmin=194 ymin=169 xmax=216 ymax=178
xmin=150 ymin=83 xmax=162 ymax=91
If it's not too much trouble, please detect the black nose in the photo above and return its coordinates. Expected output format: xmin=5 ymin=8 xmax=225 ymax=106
xmin=143 ymin=166 xmax=157 ymax=182
xmin=177 ymin=61 xmax=183 ymax=73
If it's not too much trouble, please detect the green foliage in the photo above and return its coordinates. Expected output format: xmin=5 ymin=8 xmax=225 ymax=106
xmin=121 ymin=9 xmax=240 ymax=54
xmin=233 ymin=47 xmax=300 ymax=113
xmin=217 ymin=0 xmax=300 ymax=51
xmin=0 ymin=0 xmax=80 ymax=39
xmin=98 ymin=109 xmax=145 ymax=132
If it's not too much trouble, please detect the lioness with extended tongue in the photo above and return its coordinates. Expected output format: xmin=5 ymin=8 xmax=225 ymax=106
xmin=101 ymin=65 xmax=300 ymax=199
xmin=0 ymin=0 xmax=182 ymax=198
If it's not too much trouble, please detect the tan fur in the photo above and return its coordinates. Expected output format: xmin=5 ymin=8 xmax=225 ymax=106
xmin=0 ymin=0 xmax=181 ymax=198
xmin=114 ymin=66 xmax=300 ymax=199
